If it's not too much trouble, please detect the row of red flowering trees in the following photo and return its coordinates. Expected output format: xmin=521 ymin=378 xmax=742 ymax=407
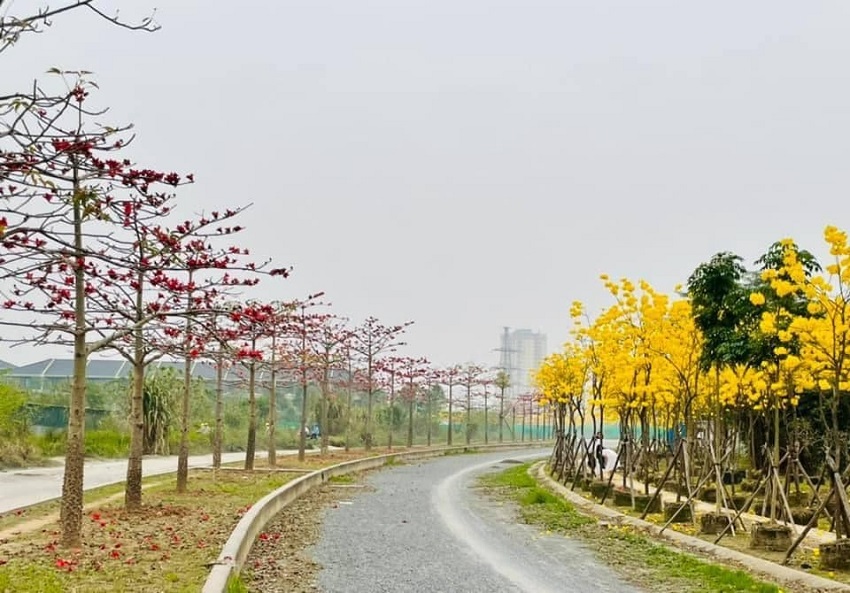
xmin=0 ymin=2 xmax=527 ymax=551
xmin=0 ymin=74 xmax=511 ymax=548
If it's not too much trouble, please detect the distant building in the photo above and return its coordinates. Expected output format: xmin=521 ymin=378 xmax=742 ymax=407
xmin=496 ymin=328 xmax=547 ymax=397
xmin=1 ymin=356 xmax=344 ymax=396
xmin=3 ymin=358 xmax=246 ymax=393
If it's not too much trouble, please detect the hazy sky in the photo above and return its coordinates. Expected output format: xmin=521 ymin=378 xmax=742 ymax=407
xmin=3 ymin=0 xmax=850 ymax=367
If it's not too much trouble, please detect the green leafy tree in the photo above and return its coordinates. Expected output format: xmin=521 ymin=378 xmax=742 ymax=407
xmin=142 ymin=369 xmax=179 ymax=455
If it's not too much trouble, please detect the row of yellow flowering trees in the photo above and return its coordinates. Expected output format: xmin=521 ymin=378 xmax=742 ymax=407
xmin=535 ymin=225 xmax=850 ymax=555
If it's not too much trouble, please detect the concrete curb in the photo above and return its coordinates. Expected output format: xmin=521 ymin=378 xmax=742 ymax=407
xmin=202 ymin=443 xmax=548 ymax=593
xmin=533 ymin=463 xmax=850 ymax=592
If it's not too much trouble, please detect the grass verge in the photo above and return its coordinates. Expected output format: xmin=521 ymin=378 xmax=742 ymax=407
xmin=479 ymin=464 xmax=782 ymax=593
xmin=0 ymin=452 xmax=381 ymax=593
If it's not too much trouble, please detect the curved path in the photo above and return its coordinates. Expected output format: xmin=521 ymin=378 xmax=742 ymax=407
xmin=312 ymin=448 xmax=644 ymax=593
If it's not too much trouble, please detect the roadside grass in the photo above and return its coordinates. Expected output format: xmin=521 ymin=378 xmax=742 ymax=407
xmin=480 ymin=463 xmax=592 ymax=531
xmin=226 ymin=573 xmax=249 ymax=593
xmin=0 ymin=452 xmax=365 ymax=593
xmin=479 ymin=463 xmax=781 ymax=593
xmin=0 ymin=475 xmax=168 ymax=534
xmin=328 ymin=474 xmax=356 ymax=484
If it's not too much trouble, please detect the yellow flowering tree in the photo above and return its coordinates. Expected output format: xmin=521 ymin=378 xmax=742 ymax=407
xmin=534 ymin=344 xmax=588 ymax=473
xmin=760 ymin=229 xmax=850 ymax=471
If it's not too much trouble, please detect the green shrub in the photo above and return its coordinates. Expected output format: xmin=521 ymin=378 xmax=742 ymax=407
xmin=167 ymin=428 xmax=213 ymax=455
xmin=0 ymin=383 xmax=30 ymax=438
xmin=0 ymin=383 xmax=41 ymax=468
xmin=33 ymin=430 xmax=65 ymax=457
xmin=85 ymin=429 xmax=131 ymax=458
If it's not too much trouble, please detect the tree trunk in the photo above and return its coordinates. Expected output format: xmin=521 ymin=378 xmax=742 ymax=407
xmin=176 ymin=347 xmax=192 ymax=493
xmin=426 ymin=385 xmax=432 ymax=447
xmin=466 ymin=385 xmax=472 ymax=445
xmin=246 ymin=361 xmax=258 ymax=469
xmin=484 ymin=392 xmax=489 ymax=444
xmin=388 ymin=370 xmax=396 ymax=450
xmin=213 ymin=354 xmax=223 ymax=469
xmin=407 ymin=397 xmax=414 ymax=447
xmin=499 ymin=386 xmax=505 ymax=443
xmin=60 ymin=181 xmax=87 ymax=548
xmin=125 ymin=264 xmax=146 ymax=509
xmin=714 ymin=365 xmax=722 ymax=515
xmin=298 ymin=370 xmax=308 ymax=462
xmin=176 ymin=280 xmax=194 ymax=493
xmin=321 ymin=363 xmax=329 ymax=455
xmin=365 ymin=357 xmax=374 ymax=451
xmin=124 ymin=356 xmax=145 ymax=510
xmin=61 ymin=334 xmax=87 ymax=548
xmin=345 ymin=354 xmax=352 ymax=452
xmin=535 ymin=403 xmax=541 ymax=441
xmin=268 ymin=337 xmax=277 ymax=467
xmin=521 ymin=404 xmax=526 ymax=442
xmin=447 ymin=381 xmax=453 ymax=446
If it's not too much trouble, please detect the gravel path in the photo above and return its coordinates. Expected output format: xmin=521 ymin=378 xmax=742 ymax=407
xmin=312 ymin=448 xmax=644 ymax=593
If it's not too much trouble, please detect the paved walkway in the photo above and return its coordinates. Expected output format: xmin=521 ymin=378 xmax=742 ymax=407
xmin=0 ymin=450 xmax=297 ymax=514
xmin=312 ymin=448 xmax=644 ymax=593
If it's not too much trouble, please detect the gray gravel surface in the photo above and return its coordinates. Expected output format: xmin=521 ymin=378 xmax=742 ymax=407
xmin=312 ymin=448 xmax=644 ymax=593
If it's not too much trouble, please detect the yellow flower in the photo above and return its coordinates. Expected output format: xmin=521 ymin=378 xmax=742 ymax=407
xmin=749 ymin=292 xmax=766 ymax=306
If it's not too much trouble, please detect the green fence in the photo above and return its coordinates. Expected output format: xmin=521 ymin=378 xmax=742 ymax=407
xmin=25 ymin=403 xmax=110 ymax=431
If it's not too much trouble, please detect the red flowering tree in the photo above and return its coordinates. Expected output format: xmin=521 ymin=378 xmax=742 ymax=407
xmin=0 ymin=77 xmax=195 ymax=547
xmin=396 ymin=357 xmax=430 ymax=447
xmin=229 ymin=302 xmax=275 ymax=471
xmin=423 ymin=367 xmax=442 ymax=447
xmin=100 ymin=204 xmax=277 ymax=505
xmin=308 ymin=314 xmax=350 ymax=454
xmin=178 ymin=262 xmax=287 ymax=488
xmin=439 ymin=365 xmax=462 ymax=446
xmin=376 ymin=356 xmax=402 ymax=450
xmin=457 ymin=363 xmax=488 ymax=445
xmin=348 ymin=317 xmax=412 ymax=451
xmin=278 ymin=293 xmax=326 ymax=462
xmin=340 ymin=339 xmax=370 ymax=451
xmin=184 ymin=297 xmax=246 ymax=470
xmin=200 ymin=307 xmax=239 ymax=469
xmin=479 ymin=373 xmax=495 ymax=444
xmin=229 ymin=300 xmax=294 ymax=468
xmin=494 ymin=370 xmax=511 ymax=443
xmin=258 ymin=302 xmax=294 ymax=467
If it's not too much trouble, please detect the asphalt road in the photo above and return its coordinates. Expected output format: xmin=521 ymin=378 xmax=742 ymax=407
xmin=312 ymin=448 xmax=644 ymax=593
xmin=0 ymin=451 xmax=277 ymax=514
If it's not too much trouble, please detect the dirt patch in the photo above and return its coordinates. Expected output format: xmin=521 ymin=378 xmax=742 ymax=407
xmin=241 ymin=477 xmax=372 ymax=592
xmin=0 ymin=470 xmax=298 ymax=592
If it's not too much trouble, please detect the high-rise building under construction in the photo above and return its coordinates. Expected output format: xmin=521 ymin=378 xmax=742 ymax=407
xmin=496 ymin=328 xmax=547 ymax=398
